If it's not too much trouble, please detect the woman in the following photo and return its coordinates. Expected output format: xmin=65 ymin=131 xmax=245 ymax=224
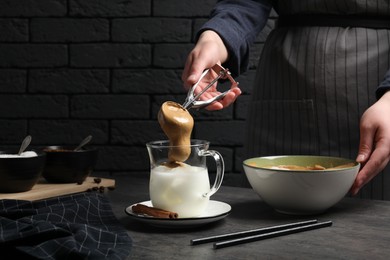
xmin=182 ymin=0 xmax=390 ymax=199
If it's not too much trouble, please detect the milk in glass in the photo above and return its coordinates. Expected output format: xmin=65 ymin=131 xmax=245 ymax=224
xmin=150 ymin=163 xmax=210 ymax=218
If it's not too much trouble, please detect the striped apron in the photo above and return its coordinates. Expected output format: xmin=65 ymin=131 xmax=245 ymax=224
xmin=245 ymin=0 xmax=390 ymax=199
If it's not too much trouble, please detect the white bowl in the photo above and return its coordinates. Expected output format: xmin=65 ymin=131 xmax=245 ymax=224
xmin=243 ymin=155 xmax=360 ymax=215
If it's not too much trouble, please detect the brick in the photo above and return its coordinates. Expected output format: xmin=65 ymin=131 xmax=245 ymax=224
xmin=111 ymin=120 xmax=164 ymax=145
xmin=194 ymin=121 xmax=246 ymax=146
xmin=0 ymin=120 xmax=27 ymax=144
xmin=0 ymin=44 xmax=67 ymax=67
xmin=112 ymin=69 xmax=183 ymax=94
xmin=71 ymin=95 xmax=149 ymax=119
xmin=193 ymin=19 xmax=208 ymax=41
xmin=0 ymin=0 xmax=278 ymax=190
xmin=31 ymin=18 xmax=109 ymax=42
xmin=70 ymin=44 xmax=151 ymax=68
xmin=151 ymin=94 xmax=187 ymax=119
xmin=0 ymin=19 xmax=28 ymax=42
xmin=30 ymin=120 xmax=108 ymax=144
xmin=153 ymin=44 xmax=194 ymax=68
xmin=112 ymin=18 xmax=191 ymax=42
xmin=0 ymin=69 xmax=27 ymax=93
xmin=0 ymin=0 xmax=66 ymax=17
xmin=0 ymin=95 xmax=68 ymax=118
xmin=154 ymin=0 xmax=217 ymax=17
xmin=29 ymin=69 xmax=109 ymax=93
xmin=96 ymin=146 xmax=149 ymax=171
xmin=69 ymin=0 xmax=151 ymax=17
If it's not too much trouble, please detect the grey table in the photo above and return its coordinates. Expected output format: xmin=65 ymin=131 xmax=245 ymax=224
xmin=106 ymin=175 xmax=390 ymax=259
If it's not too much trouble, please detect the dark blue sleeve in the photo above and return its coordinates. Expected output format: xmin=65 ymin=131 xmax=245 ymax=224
xmin=197 ymin=0 xmax=273 ymax=76
xmin=376 ymin=70 xmax=390 ymax=99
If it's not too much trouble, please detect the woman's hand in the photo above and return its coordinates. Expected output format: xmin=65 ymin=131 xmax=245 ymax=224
xmin=182 ymin=30 xmax=241 ymax=110
xmin=350 ymin=91 xmax=390 ymax=195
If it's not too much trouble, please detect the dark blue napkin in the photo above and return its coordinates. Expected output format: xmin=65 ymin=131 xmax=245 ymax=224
xmin=0 ymin=192 xmax=132 ymax=259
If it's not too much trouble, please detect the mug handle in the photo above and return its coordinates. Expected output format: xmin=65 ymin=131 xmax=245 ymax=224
xmin=199 ymin=149 xmax=225 ymax=198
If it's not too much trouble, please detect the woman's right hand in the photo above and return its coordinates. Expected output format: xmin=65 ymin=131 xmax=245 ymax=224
xmin=182 ymin=30 xmax=241 ymax=110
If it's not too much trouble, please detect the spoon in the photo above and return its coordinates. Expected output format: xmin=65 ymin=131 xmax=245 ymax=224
xmin=18 ymin=135 xmax=32 ymax=155
xmin=74 ymin=135 xmax=92 ymax=151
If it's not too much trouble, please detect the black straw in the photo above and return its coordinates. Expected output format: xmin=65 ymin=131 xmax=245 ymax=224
xmin=191 ymin=219 xmax=318 ymax=245
xmin=213 ymin=220 xmax=332 ymax=249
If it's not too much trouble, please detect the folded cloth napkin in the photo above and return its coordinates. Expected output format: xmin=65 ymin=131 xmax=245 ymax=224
xmin=0 ymin=192 xmax=132 ymax=259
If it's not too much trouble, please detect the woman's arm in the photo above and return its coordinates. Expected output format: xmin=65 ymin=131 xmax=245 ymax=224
xmin=181 ymin=0 xmax=273 ymax=110
xmin=196 ymin=0 xmax=273 ymax=76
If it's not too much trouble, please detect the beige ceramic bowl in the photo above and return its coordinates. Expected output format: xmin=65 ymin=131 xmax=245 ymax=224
xmin=243 ymin=155 xmax=360 ymax=215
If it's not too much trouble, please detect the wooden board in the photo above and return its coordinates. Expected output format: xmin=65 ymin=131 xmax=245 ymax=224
xmin=0 ymin=177 xmax=115 ymax=201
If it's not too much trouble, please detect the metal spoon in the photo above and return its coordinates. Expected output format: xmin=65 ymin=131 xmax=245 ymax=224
xmin=18 ymin=135 xmax=32 ymax=155
xmin=74 ymin=135 xmax=92 ymax=151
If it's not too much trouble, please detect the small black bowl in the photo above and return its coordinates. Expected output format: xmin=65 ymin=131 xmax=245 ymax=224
xmin=0 ymin=150 xmax=46 ymax=193
xmin=42 ymin=146 xmax=98 ymax=183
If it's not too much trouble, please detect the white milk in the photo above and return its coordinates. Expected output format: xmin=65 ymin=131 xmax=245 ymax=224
xmin=149 ymin=163 xmax=210 ymax=218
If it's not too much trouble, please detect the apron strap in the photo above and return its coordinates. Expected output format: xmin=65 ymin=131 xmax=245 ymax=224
xmin=277 ymin=14 xmax=390 ymax=29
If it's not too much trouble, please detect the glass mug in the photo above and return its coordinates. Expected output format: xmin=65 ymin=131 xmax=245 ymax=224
xmin=146 ymin=139 xmax=225 ymax=218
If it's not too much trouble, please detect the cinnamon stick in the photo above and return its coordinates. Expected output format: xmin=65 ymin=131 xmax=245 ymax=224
xmin=132 ymin=204 xmax=179 ymax=219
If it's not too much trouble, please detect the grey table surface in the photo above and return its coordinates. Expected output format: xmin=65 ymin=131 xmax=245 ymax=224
xmin=106 ymin=175 xmax=390 ymax=260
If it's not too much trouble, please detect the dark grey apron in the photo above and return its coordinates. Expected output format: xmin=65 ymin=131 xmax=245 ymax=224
xmin=245 ymin=0 xmax=390 ymax=199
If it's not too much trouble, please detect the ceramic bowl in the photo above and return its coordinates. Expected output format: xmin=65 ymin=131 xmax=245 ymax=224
xmin=243 ymin=155 xmax=360 ymax=215
xmin=0 ymin=150 xmax=46 ymax=193
xmin=42 ymin=146 xmax=98 ymax=183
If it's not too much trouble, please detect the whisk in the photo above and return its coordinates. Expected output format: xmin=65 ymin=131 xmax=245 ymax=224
xmin=182 ymin=64 xmax=239 ymax=109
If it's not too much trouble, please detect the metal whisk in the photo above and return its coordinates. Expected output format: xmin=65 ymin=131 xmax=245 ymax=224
xmin=182 ymin=64 xmax=239 ymax=109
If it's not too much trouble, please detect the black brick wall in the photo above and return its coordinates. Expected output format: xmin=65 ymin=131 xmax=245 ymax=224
xmin=0 ymin=0 xmax=276 ymax=186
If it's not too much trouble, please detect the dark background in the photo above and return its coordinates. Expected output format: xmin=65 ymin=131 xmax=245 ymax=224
xmin=0 ymin=0 xmax=276 ymax=186
xmin=3 ymin=0 xmax=386 ymax=200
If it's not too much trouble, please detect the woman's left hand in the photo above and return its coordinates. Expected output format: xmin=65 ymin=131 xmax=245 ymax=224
xmin=351 ymin=91 xmax=390 ymax=195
